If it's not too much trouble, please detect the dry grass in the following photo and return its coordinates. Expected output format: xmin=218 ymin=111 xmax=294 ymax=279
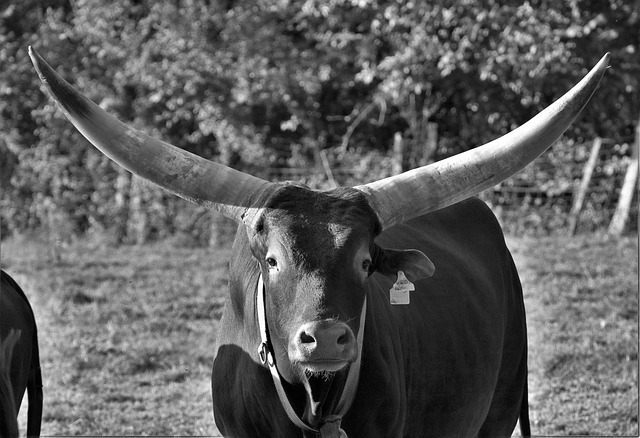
xmin=1 ymin=232 xmax=637 ymax=436
xmin=508 ymin=235 xmax=638 ymax=436
xmin=2 ymin=235 xmax=228 ymax=435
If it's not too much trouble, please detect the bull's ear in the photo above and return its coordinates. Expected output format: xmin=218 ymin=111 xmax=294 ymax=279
xmin=375 ymin=248 xmax=435 ymax=282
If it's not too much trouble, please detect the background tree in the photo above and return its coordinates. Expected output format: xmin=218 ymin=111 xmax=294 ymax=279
xmin=1 ymin=0 xmax=637 ymax=243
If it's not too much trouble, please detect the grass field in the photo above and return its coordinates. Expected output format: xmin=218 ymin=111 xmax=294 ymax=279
xmin=507 ymin=235 xmax=638 ymax=436
xmin=1 ymin=232 xmax=637 ymax=436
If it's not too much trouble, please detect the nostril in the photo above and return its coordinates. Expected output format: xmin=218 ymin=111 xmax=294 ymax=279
xmin=300 ymin=331 xmax=316 ymax=345
xmin=337 ymin=332 xmax=349 ymax=345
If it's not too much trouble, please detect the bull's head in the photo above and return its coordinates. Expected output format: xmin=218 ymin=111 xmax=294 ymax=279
xmin=248 ymin=184 xmax=434 ymax=381
xmin=29 ymin=47 xmax=608 ymax=425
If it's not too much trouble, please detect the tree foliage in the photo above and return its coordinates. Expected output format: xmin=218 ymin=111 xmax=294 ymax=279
xmin=1 ymin=0 xmax=637 ymax=242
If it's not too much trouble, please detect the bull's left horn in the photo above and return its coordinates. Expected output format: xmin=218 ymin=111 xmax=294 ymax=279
xmin=29 ymin=46 xmax=275 ymax=224
xmin=356 ymin=53 xmax=610 ymax=230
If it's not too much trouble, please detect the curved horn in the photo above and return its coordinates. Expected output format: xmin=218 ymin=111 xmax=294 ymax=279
xmin=356 ymin=53 xmax=610 ymax=230
xmin=29 ymin=46 xmax=275 ymax=224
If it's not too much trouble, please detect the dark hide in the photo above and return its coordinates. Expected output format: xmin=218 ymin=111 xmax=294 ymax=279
xmin=212 ymin=193 xmax=528 ymax=437
xmin=0 ymin=271 xmax=43 ymax=437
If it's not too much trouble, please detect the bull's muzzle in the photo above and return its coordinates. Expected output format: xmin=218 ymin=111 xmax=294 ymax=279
xmin=290 ymin=320 xmax=357 ymax=373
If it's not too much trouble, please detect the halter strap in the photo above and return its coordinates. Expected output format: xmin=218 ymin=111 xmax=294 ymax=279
xmin=256 ymin=274 xmax=366 ymax=436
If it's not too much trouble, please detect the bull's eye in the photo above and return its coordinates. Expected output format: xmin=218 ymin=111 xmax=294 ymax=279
xmin=266 ymin=257 xmax=278 ymax=269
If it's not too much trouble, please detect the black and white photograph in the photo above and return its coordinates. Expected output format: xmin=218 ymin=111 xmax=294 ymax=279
xmin=1 ymin=1 xmax=637 ymax=436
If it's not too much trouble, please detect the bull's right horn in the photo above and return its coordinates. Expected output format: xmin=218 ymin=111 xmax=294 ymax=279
xmin=356 ymin=53 xmax=610 ymax=230
xmin=29 ymin=46 xmax=276 ymax=225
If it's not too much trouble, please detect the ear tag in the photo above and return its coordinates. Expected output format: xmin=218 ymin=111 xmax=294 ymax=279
xmin=390 ymin=271 xmax=414 ymax=305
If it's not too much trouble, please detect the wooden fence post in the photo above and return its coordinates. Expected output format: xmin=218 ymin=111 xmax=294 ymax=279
xmin=128 ymin=175 xmax=149 ymax=244
xmin=608 ymin=121 xmax=639 ymax=236
xmin=568 ymin=137 xmax=602 ymax=235
xmin=422 ymin=122 xmax=438 ymax=166
xmin=392 ymin=132 xmax=403 ymax=175
xmin=113 ymin=167 xmax=131 ymax=244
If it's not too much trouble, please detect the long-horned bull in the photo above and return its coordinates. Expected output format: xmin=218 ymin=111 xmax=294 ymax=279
xmin=30 ymin=46 xmax=608 ymax=437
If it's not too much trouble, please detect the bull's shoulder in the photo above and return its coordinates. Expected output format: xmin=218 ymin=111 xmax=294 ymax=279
xmin=420 ymin=196 xmax=503 ymax=237
xmin=378 ymin=197 xmax=506 ymax=250
xmin=375 ymin=197 xmax=514 ymax=296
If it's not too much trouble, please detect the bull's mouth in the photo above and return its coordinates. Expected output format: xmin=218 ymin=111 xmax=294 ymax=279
xmin=301 ymin=360 xmax=349 ymax=374
xmin=299 ymin=364 xmax=351 ymax=426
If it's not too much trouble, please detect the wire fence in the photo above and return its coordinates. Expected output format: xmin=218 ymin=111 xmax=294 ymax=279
xmin=266 ymin=138 xmax=638 ymax=236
